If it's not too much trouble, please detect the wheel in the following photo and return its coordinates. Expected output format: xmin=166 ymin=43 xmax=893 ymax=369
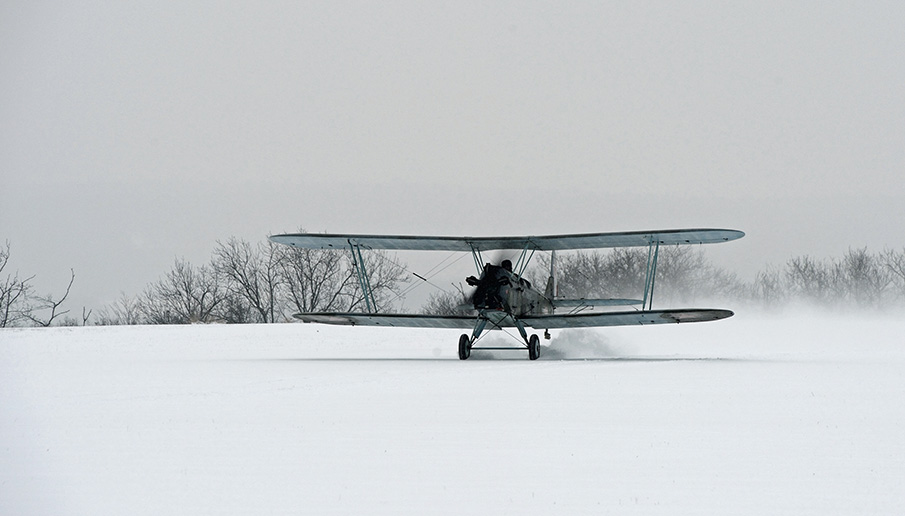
xmin=458 ymin=334 xmax=471 ymax=360
xmin=528 ymin=334 xmax=540 ymax=360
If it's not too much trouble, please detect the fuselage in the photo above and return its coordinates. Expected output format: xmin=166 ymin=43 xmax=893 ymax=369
xmin=471 ymin=265 xmax=553 ymax=317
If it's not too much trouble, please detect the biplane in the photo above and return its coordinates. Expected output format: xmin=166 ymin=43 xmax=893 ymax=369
xmin=269 ymin=229 xmax=744 ymax=360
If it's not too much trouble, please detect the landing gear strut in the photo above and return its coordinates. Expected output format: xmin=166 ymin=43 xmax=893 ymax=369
xmin=458 ymin=313 xmax=541 ymax=360
xmin=458 ymin=333 xmax=540 ymax=360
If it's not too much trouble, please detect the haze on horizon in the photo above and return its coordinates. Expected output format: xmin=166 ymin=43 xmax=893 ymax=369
xmin=2 ymin=2 xmax=904 ymax=313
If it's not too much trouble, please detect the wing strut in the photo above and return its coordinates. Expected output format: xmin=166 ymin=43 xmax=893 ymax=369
xmin=642 ymin=238 xmax=660 ymax=310
xmin=349 ymin=241 xmax=377 ymax=313
xmin=468 ymin=243 xmax=484 ymax=273
xmin=550 ymin=249 xmax=557 ymax=298
xmin=513 ymin=241 xmax=536 ymax=277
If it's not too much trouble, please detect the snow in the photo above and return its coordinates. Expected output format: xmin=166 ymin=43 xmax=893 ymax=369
xmin=2 ymin=312 xmax=904 ymax=515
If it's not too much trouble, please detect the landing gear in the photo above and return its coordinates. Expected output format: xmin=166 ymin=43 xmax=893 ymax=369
xmin=457 ymin=313 xmax=540 ymax=361
xmin=528 ymin=334 xmax=540 ymax=361
xmin=458 ymin=334 xmax=471 ymax=360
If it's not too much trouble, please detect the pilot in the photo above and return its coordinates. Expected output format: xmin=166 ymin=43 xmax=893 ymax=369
xmin=465 ymin=261 xmax=512 ymax=288
xmin=466 ymin=260 xmax=514 ymax=309
xmin=500 ymin=259 xmax=531 ymax=289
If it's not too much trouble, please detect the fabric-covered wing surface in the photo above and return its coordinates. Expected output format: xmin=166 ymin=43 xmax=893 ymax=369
xmin=520 ymin=309 xmax=734 ymax=329
xmin=294 ymin=309 xmax=733 ymax=329
xmin=270 ymin=229 xmax=744 ymax=252
xmin=294 ymin=312 xmax=478 ymax=329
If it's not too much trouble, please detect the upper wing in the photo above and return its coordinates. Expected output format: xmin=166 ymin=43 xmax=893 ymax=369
xmin=270 ymin=229 xmax=744 ymax=252
xmin=293 ymin=309 xmax=732 ymax=329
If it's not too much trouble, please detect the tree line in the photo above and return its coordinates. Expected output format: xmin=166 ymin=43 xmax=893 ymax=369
xmin=94 ymin=237 xmax=408 ymax=325
xmin=0 ymin=237 xmax=408 ymax=327
xmin=3 ymin=238 xmax=905 ymax=327
xmin=750 ymin=247 xmax=905 ymax=310
xmin=423 ymin=246 xmax=905 ymax=315
xmin=534 ymin=246 xmax=905 ymax=311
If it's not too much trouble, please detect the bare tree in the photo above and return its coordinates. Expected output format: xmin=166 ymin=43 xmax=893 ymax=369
xmin=654 ymin=246 xmax=708 ymax=302
xmin=139 ymin=259 xmax=223 ymax=324
xmin=1 ymin=242 xmax=82 ymax=327
xmin=658 ymin=246 xmax=748 ymax=303
xmin=834 ymin=247 xmax=892 ymax=307
xmin=0 ymin=242 xmax=33 ymax=327
xmin=96 ymin=293 xmax=144 ymax=325
xmin=344 ymin=250 xmax=409 ymax=312
xmin=751 ymin=265 xmax=786 ymax=308
xmin=275 ymin=232 xmax=408 ymax=315
xmin=541 ymin=249 xmax=647 ymax=300
xmin=421 ymin=284 xmax=469 ymax=316
xmin=213 ymin=238 xmax=284 ymax=323
xmin=882 ymin=248 xmax=905 ymax=302
xmin=785 ymin=255 xmax=835 ymax=305
xmin=138 ymin=286 xmax=178 ymax=324
xmin=212 ymin=294 xmax=254 ymax=324
xmin=277 ymin=245 xmax=355 ymax=313
xmin=25 ymin=269 xmax=75 ymax=327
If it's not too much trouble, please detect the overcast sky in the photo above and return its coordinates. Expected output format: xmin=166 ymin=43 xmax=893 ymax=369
xmin=2 ymin=1 xmax=904 ymax=312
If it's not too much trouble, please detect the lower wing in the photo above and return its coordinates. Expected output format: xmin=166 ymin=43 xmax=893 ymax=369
xmin=293 ymin=309 xmax=732 ymax=329
xmin=520 ymin=309 xmax=733 ymax=328
xmin=294 ymin=312 xmax=477 ymax=328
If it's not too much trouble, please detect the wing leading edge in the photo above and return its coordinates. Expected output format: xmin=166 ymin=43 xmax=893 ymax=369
xmin=270 ymin=229 xmax=744 ymax=252
xmin=294 ymin=312 xmax=477 ymax=329
xmin=293 ymin=309 xmax=733 ymax=329
xmin=520 ymin=309 xmax=733 ymax=328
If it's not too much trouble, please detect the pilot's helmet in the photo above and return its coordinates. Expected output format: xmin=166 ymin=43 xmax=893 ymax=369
xmin=501 ymin=259 xmax=512 ymax=272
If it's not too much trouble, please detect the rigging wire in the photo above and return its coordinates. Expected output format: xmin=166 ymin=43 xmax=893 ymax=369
xmin=368 ymin=250 xmax=469 ymax=306
xmin=355 ymin=246 xmax=547 ymax=309
xmin=419 ymin=251 xmax=464 ymax=278
xmin=394 ymin=251 xmax=468 ymax=300
xmin=394 ymin=253 xmax=466 ymax=300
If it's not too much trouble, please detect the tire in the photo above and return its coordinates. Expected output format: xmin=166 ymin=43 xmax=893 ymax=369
xmin=458 ymin=334 xmax=471 ymax=360
xmin=528 ymin=334 xmax=540 ymax=360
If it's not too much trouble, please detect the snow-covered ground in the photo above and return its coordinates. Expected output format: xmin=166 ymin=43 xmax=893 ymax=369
xmin=2 ymin=311 xmax=904 ymax=515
